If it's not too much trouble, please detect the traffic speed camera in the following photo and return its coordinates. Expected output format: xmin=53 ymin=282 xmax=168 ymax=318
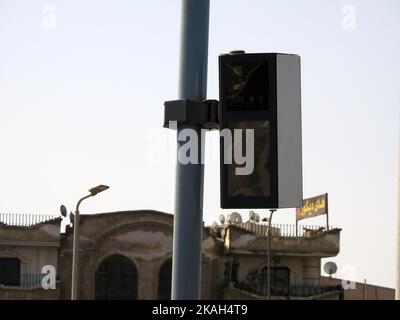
xmin=219 ymin=52 xmax=303 ymax=209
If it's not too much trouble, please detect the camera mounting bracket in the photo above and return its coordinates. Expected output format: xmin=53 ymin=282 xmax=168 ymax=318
xmin=163 ymin=99 xmax=220 ymax=130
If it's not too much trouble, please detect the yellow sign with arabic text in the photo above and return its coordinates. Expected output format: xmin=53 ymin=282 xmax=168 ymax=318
xmin=296 ymin=194 xmax=328 ymax=221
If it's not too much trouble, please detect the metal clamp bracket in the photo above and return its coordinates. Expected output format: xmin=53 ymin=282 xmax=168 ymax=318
xmin=163 ymin=99 xmax=220 ymax=130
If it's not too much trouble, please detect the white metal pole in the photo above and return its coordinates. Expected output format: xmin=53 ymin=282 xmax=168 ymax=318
xmin=71 ymin=194 xmax=91 ymax=300
xmin=267 ymin=209 xmax=276 ymax=300
xmin=396 ymin=115 xmax=400 ymax=300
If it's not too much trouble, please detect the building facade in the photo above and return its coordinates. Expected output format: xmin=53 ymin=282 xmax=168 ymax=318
xmin=320 ymin=277 xmax=395 ymax=300
xmin=0 ymin=215 xmax=60 ymax=299
xmin=1 ymin=210 xmax=344 ymax=300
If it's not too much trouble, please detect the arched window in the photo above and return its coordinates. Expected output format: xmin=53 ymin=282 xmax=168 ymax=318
xmin=158 ymin=259 xmax=172 ymax=300
xmin=95 ymin=255 xmax=137 ymax=300
xmin=0 ymin=257 xmax=20 ymax=286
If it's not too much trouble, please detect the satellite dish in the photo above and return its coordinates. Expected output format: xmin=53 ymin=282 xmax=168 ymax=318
xmin=249 ymin=211 xmax=256 ymax=221
xmin=219 ymin=214 xmax=226 ymax=224
xmin=255 ymin=213 xmax=260 ymax=223
xmin=229 ymin=212 xmax=242 ymax=224
xmin=324 ymin=262 xmax=338 ymax=277
xmin=60 ymin=205 xmax=68 ymax=218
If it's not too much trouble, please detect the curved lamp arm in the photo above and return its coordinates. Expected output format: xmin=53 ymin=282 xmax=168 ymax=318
xmin=75 ymin=194 xmax=92 ymax=214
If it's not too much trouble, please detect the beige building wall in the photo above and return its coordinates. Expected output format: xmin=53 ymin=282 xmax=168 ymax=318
xmin=229 ymin=255 xmax=314 ymax=287
xmin=302 ymin=257 xmax=321 ymax=285
xmin=0 ymin=246 xmax=58 ymax=275
xmin=1 ymin=211 xmax=343 ymax=300
xmin=0 ymin=219 xmax=61 ymax=299
xmin=58 ymin=211 xmax=224 ymax=300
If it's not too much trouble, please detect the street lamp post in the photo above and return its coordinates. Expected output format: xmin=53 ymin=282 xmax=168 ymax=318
xmin=267 ymin=209 xmax=277 ymax=300
xmin=70 ymin=184 xmax=109 ymax=300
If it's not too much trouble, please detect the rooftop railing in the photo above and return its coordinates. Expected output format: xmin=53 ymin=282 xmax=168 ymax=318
xmin=0 ymin=213 xmax=59 ymax=227
xmin=234 ymin=222 xmax=337 ymax=238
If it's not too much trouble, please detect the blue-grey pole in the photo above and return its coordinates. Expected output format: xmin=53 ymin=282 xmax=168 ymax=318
xmin=171 ymin=0 xmax=210 ymax=300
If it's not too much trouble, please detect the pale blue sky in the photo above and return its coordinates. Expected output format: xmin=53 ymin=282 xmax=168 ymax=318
xmin=0 ymin=0 xmax=399 ymax=288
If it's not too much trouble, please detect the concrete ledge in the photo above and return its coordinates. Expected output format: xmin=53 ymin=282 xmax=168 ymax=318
xmin=0 ymin=287 xmax=60 ymax=300
xmin=224 ymin=227 xmax=340 ymax=257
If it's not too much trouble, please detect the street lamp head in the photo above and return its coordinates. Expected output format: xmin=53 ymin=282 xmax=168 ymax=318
xmin=89 ymin=185 xmax=110 ymax=196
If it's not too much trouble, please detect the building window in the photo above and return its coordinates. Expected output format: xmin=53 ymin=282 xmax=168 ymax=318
xmin=158 ymin=259 xmax=172 ymax=300
xmin=0 ymin=257 xmax=20 ymax=286
xmin=261 ymin=266 xmax=290 ymax=296
xmin=95 ymin=255 xmax=137 ymax=300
